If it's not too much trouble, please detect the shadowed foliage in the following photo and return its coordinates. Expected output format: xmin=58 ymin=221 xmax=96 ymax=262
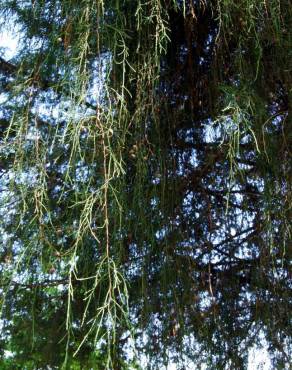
xmin=0 ymin=1 xmax=291 ymax=369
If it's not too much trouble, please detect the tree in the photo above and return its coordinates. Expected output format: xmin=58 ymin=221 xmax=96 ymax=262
xmin=0 ymin=0 xmax=291 ymax=369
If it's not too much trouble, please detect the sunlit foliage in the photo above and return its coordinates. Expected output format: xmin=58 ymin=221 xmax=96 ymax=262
xmin=0 ymin=1 xmax=291 ymax=369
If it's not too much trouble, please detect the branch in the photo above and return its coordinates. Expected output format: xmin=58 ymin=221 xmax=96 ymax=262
xmin=0 ymin=57 xmax=17 ymax=75
xmin=1 ymin=278 xmax=68 ymax=289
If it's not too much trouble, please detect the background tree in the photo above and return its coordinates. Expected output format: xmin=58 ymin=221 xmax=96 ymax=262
xmin=0 ymin=0 xmax=291 ymax=369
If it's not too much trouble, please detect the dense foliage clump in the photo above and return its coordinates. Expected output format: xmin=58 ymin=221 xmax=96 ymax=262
xmin=0 ymin=1 xmax=291 ymax=369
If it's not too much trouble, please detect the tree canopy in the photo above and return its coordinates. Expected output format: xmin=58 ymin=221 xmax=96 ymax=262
xmin=0 ymin=0 xmax=291 ymax=369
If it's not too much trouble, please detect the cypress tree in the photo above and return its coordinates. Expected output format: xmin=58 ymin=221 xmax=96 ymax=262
xmin=0 ymin=1 xmax=291 ymax=368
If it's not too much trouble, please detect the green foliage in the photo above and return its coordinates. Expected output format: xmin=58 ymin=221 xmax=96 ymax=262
xmin=0 ymin=0 xmax=291 ymax=369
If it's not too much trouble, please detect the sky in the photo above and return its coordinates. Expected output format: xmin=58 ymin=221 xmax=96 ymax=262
xmin=0 ymin=27 xmax=19 ymax=59
xmin=0 ymin=24 xmax=278 ymax=370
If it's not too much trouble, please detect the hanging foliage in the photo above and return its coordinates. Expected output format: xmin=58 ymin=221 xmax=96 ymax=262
xmin=0 ymin=0 xmax=291 ymax=368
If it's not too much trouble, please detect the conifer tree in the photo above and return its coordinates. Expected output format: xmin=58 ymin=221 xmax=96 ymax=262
xmin=0 ymin=1 xmax=291 ymax=369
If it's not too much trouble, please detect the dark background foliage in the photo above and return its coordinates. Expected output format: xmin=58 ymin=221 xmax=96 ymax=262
xmin=0 ymin=0 xmax=291 ymax=369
